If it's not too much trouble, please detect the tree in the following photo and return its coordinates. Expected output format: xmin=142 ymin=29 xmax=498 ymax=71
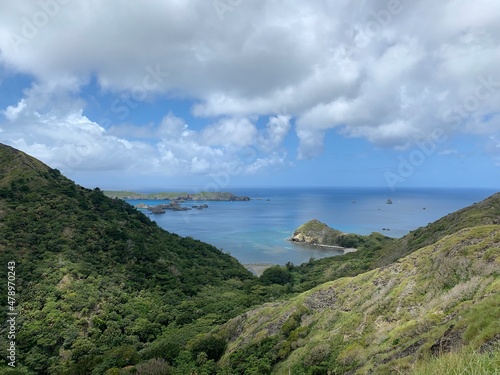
xmin=260 ymin=266 xmax=292 ymax=286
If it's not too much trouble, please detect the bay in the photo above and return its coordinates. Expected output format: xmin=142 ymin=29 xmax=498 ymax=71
xmin=127 ymin=187 xmax=497 ymax=266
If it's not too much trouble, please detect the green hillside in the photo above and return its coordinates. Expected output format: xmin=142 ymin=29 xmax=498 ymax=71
xmin=377 ymin=193 xmax=500 ymax=265
xmin=290 ymin=219 xmax=366 ymax=248
xmin=285 ymin=193 xmax=500 ymax=293
xmin=1 ymin=143 xmax=499 ymax=375
xmin=217 ymin=224 xmax=500 ymax=374
xmin=0 ymin=144 xmax=271 ymax=374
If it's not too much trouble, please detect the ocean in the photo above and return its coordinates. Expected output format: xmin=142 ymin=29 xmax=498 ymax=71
xmin=126 ymin=187 xmax=497 ymax=266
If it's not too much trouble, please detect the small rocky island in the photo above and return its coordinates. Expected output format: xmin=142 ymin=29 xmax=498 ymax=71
xmin=106 ymin=190 xmax=250 ymax=215
xmin=290 ymin=219 xmax=362 ymax=251
xmin=104 ymin=190 xmax=250 ymax=201
xmin=137 ymin=202 xmax=211 ymax=214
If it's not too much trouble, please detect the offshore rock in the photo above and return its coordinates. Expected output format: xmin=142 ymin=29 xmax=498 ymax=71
xmin=291 ymin=219 xmax=343 ymax=245
xmin=291 ymin=219 xmax=364 ymax=249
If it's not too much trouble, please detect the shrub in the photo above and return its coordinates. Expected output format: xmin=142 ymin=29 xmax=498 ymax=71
xmin=187 ymin=333 xmax=226 ymax=362
xmin=134 ymin=358 xmax=172 ymax=375
xmin=260 ymin=266 xmax=293 ymax=286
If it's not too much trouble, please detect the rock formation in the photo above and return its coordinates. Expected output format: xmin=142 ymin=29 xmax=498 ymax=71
xmin=291 ymin=219 xmax=363 ymax=248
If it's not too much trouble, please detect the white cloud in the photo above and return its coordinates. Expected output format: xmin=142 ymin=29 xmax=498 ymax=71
xmin=2 ymin=103 xmax=155 ymax=172
xmin=158 ymin=113 xmax=193 ymax=139
xmin=296 ymin=128 xmax=325 ymax=160
xmin=245 ymin=153 xmax=289 ymax=174
xmin=345 ymin=120 xmax=418 ymax=148
xmin=439 ymin=149 xmax=459 ymax=156
xmin=1 ymin=99 xmax=26 ymax=121
xmin=201 ymin=117 xmax=257 ymax=147
xmin=0 ymin=81 xmax=292 ymax=179
xmin=0 ymin=0 xmax=499 ymax=169
xmin=258 ymin=115 xmax=291 ymax=152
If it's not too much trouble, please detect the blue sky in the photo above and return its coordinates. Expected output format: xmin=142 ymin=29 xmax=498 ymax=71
xmin=0 ymin=1 xmax=499 ymax=191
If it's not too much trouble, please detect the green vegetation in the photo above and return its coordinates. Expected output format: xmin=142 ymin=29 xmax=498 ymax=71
xmin=103 ymin=191 xmax=249 ymax=201
xmin=291 ymin=218 xmax=367 ymax=248
xmin=376 ymin=192 xmax=500 ymax=266
xmin=0 ymin=145 xmax=271 ymax=374
xmin=286 ymin=192 xmax=500 ymax=293
xmin=410 ymin=346 xmax=500 ymax=375
xmin=218 ymin=225 xmax=500 ymax=374
xmin=285 ymin=231 xmax=395 ymax=292
xmin=0 ymin=144 xmax=499 ymax=374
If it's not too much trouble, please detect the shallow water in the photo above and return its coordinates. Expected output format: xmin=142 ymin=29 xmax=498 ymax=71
xmin=127 ymin=187 xmax=496 ymax=265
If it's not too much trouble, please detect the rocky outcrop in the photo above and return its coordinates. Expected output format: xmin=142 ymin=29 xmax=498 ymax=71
xmin=144 ymin=202 xmax=193 ymax=214
xmin=192 ymin=204 xmax=209 ymax=209
xmin=149 ymin=206 xmax=166 ymax=214
xmin=291 ymin=219 xmax=363 ymax=248
xmin=233 ymin=196 xmax=251 ymax=201
xmin=105 ymin=190 xmax=251 ymax=201
xmin=291 ymin=219 xmax=343 ymax=246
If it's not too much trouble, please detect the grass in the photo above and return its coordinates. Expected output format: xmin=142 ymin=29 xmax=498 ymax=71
xmin=220 ymin=225 xmax=500 ymax=374
xmin=410 ymin=346 xmax=500 ymax=375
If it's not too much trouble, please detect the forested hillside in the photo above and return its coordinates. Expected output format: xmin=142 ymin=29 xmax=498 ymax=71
xmin=1 ymin=144 xmax=499 ymax=374
xmin=0 ymin=144 xmax=276 ymax=374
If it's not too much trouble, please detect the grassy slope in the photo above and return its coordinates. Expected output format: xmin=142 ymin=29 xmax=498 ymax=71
xmin=218 ymin=225 xmax=500 ymax=374
xmin=410 ymin=346 xmax=500 ymax=375
xmin=289 ymin=193 xmax=500 ymax=292
xmin=376 ymin=192 xmax=500 ymax=266
xmin=0 ymin=144 xmax=259 ymax=374
xmin=294 ymin=219 xmax=342 ymax=237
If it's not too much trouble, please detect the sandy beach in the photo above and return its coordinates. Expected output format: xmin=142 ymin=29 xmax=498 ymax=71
xmin=243 ymin=263 xmax=276 ymax=276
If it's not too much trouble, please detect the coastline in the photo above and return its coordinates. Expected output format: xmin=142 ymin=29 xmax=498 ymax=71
xmin=243 ymin=243 xmax=357 ymax=276
xmin=288 ymin=237 xmax=357 ymax=253
xmin=243 ymin=263 xmax=276 ymax=276
xmin=312 ymin=243 xmax=357 ymax=253
xmin=124 ymin=187 xmax=494 ymax=267
xmin=104 ymin=190 xmax=250 ymax=201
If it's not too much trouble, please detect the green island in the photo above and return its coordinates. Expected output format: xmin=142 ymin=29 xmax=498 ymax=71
xmin=103 ymin=191 xmax=250 ymax=201
xmin=290 ymin=219 xmax=366 ymax=250
xmin=1 ymin=143 xmax=500 ymax=374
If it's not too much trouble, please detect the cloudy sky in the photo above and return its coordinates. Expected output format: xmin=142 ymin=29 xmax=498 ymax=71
xmin=0 ymin=0 xmax=499 ymax=190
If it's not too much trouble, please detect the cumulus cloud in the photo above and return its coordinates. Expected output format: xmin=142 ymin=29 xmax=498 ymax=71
xmin=201 ymin=117 xmax=257 ymax=147
xmin=1 ymin=99 xmax=26 ymax=121
xmin=0 ymin=87 xmax=286 ymax=178
xmin=258 ymin=115 xmax=292 ymax=152
xmin=245 ymin=153 xmax=290 ymax=174
xmin=0 ymin=96 xmax=155 ymax=172
xmin=0 ymin=0 xmax=499 ymax=169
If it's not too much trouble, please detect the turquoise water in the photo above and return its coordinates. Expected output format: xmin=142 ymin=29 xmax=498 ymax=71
xmin=127 ymin=187 xmax=497 ymax=265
